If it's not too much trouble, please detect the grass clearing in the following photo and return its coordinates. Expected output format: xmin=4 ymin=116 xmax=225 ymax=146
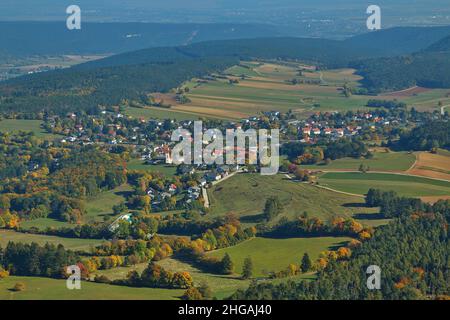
xmin=319 ymin=172 xmax=450 ymax=197
xmin=0 ymin=119 xmax=59 ymax=139
xmin=0 ymin=230 xmax=103 ymax=251
xmin=207 ymin=236 xmax=351 ymax=277
xmin=0 ymin=276 xmax=182 ymax=300
xmin=20 ymin=218 xmax=73 ymax=231
xmin=127 ymin=159 xmax=177 ymax=177
xmin=84 ymin=184 xmax=134 ymax=223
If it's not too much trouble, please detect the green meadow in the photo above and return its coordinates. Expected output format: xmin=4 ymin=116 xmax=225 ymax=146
xmin=0 ymin=276 xmax=182 ymax=300
xmin=84 ymin=184 xmax=134 ymax=223
xmin=300 ymin=151 xmax=416 ymax=172
xmin=319 ymin=172 xmax=450 ymax=197
xmin=0 ymin=230 xmax=103 ymax=252
xmin=127 ymin=159 xmax=177 ymax=177
xmin=208 ymin=174 xmax=379 ymax=224
xmin=207 ymin=236 xmax=351 ymax=277
xmin=0 ymin=119 xmax=59 ymax=139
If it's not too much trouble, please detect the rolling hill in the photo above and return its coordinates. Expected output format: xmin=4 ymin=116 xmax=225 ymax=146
xmin=0 ymin=21 xmax=284 ymax=57
xmin=2 ymin=25 xmax=450 ymax=114
xmin=426 ymin=35 xmax=450 ymax=52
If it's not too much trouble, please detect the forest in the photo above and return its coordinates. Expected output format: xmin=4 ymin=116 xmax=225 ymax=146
xmin=231 ymin=199 xmax=450 ymax=300
xmin=353 ymin=51 xmax=450 ymax=93
xmin=397 ymin=121 xmax=450 ymax=151
xmin=0 ymin=133 xmax=127 ymax=223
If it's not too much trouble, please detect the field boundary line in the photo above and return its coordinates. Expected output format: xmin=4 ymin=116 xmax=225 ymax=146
xmin=406 ymin=152 xmax=419 ymax=172
xmin=312 ymin=184 xmax=365 ymax=198
xmin=319 ymin=170 xmax=450 ymax=183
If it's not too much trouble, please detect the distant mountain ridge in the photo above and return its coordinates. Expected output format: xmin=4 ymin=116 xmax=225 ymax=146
xmin=345 ymin=26 xmax=450 ymax=56
xmin=74 ymin=25 xmax=450 ymax=71
xmin=426 ymin=35 xmax=450 ymax=52
xmin=0 ymin=21 xmax=284 ymax=57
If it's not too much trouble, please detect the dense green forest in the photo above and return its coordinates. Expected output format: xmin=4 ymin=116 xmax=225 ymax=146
xmin=344 ymin=26 xmax=450 ymax=56
xmin=0 ymin=57 xmax=237 ymax=115
xmin=353 ymin=52 xmax=450 ymax=93
xmin=396 ymin=121 xmax=450 ymax=151
xmin=231 ymin=199 xmax=450 ymax=300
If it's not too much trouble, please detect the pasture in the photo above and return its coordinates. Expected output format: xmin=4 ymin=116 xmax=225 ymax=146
xmin=319 ymin=172 xmax=450 ymax=198
xmin=207 ymin=236 xmax=351 ymax=277
xmin=0 ymin=230 xmax=103 ymax=252
xmin=84 ymin=184 xmax=134 ymax=223
xmin=95 ymin=256 xmax=315 ymax=299
xmin=20 ymin=218 xmax=73 ymax=231
xmin=207 ymin=173 xmax=379 ymax=224
xmin=127 ymin=159 xmax=177 ymax=177
xmin=300 ymin=150 xmax=416 ymax=172
xmin=0 ymin=276 xmax=182 ymax=300
xmin=96 ymin=260 xmax=251 ymax=300
xmin=0 ymin=119 xmax=59 ymax=139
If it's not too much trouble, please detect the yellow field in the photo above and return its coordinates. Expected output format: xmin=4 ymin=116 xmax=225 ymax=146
xmin=408 ymin=152 xmax=450 ymax=181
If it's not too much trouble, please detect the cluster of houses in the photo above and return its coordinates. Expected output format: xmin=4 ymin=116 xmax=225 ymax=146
xmin=146 ymin=183 xmax=178 ymax=208
xmin=285 ymin=111 xmax=406 ymax=144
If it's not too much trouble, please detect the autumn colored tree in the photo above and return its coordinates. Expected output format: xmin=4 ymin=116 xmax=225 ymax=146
xmin=172 ymin=272 xmax=194 ymax=289
xmin=12 ymin=282 xmax=26 ymax=292
xmin=0 ymin=267 xmax=9 ymax=279
xmin=182 ymin=287 xmax=203 ymax=300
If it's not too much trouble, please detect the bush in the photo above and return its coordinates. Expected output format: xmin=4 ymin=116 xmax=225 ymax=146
xmin=12 ymin=282 xmax=26 ymax=292
xmin=0 ymin=268 xmax=10 ymax=279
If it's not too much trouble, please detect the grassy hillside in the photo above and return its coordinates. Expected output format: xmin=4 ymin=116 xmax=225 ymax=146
xmin=300 ymin=150 xmax=416 ymax=172
xmin=319 ymin=172 xmax=450 ymax=197
xmin=207 ymin=236 xmax=351 ymax=277
xmin=0 ymin=276 xmax=182 ymax=300
xmin=0 ymin=230 xmax=103 ymax=251
xmin=207 ymin=174 xmax=379 ymax=223
xmin=0 ymin=119 xmax=59 ymax=140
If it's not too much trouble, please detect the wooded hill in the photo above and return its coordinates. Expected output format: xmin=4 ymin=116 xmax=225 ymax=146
xmin=352 ymin=51 xmax=450 ymax=93
xmin=426 ymin=35 xmax=450 ymax=52
xmin=0 ymin=21 xmax=284 ymax=57
xmin=1 ymin=26 xmax=450 ymax=114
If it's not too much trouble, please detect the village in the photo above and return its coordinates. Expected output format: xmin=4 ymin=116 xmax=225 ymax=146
xmin=29 ymin=102 xmax=441 ymax=217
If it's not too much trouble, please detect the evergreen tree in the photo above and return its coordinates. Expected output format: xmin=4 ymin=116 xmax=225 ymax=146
xmin=221 ymin=253 xmax=234 ymax=275
xmin=242 ymin=257 xmax=254 ymax=279
xmin=301 ymin=253 xmax=312 ymax=273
